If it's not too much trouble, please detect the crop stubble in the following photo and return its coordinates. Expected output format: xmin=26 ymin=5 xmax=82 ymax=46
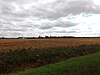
xmin=0 ymin=38 xmax=100 ymax=52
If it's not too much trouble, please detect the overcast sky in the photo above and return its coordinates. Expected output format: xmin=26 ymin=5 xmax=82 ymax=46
xmin=0 ymin=0 xmax=100 ymax=37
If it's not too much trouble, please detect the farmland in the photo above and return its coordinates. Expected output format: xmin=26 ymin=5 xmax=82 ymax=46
xmin=0 ymin=38 xmax=100 ymax=52
xmin=0 ymin=38 xmax=100 ymax=74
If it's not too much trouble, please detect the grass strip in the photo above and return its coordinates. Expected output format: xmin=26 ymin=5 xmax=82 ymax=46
xmin=0 ymin=44 xmax=100 ymax=74
xmin=12 ymin=52 xmax=100 ymax=75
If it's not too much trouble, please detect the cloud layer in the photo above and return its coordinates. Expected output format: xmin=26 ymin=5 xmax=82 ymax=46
xmin=0 ymin=0 xmax=100 ymax=37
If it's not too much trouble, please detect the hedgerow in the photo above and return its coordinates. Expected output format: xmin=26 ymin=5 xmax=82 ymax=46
xmin=0 ymin=44 xmax=100 ymax=74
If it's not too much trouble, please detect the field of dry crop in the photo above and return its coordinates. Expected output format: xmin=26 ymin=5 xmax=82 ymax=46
xmin=0 ymin=38 xmax=100 ymax=74
xmin=0 ymin=38 xmax=100 ymax=52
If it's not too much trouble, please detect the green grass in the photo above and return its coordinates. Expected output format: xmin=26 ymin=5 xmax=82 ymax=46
xmin=12 ymin=52 xmax=100 ymax=75
xmin=0 ymin=44 xmax=100 ymax=74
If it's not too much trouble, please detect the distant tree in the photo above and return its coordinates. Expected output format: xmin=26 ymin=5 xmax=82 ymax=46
xmin=2 ymin=37 xmax=5 ymax=39
xmin=45 ymin=36 xmax=49 ymax=38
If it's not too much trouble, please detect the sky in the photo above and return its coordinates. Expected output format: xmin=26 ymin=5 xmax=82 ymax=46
xmin=0 ymin=0 xmax=100 ymax=37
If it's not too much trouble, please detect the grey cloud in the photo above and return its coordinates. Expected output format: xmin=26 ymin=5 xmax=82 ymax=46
xmin=26 ymin=0 xmax=100 ymax=20
xmin=0 ymin=27 xmax=32 ymax=37
xmin=52 ymin=30 xmax=67 ymax=33
xmin=39 ymin=25 xmax=53 ymax=30
xmin=0 ymin=15 xmax=25 ymax=23
xmin=9 ymin=32 xmax=23 ymax=36
xmin=0 ymin=1 xmax=15 ymax=15
xmin=55 ymin=21 xmax=78 ymax=28
xmin=3 ymin=0 xmax=32 ymax=5
xmin=66 ymin=31 xmax=78 ymax=33
xmin=50 ymin=30 xmax=78 ymax=33
xmin=0 ymin=28 xmax=26 ymax=32
xmin=38 ymin=15 xmax=79 ymax=30
xmin=0 ymin=0 xmax=100 ymax=37
xmin=0 ymin=21 xmax=13 ymax=25
xmin=0 ymin=32 xmax=23 ymax=37
xmin=39 ymin=21 xmax=77 ymax=30
xmin=1 ymin=5 xmax=14 ymax=15
xmin=20 ymin=24 xmax=33 ymax=28
xmin=1 ymin=0 xmax=99 ymax=20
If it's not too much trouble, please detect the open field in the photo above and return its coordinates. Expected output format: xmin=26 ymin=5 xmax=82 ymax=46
xmin=0 ymin=38 xmax=100 ymax=52
xmin=0 ymin=38 xmax=100 ymax=74
xmin=12 ymin=52 xmax=100 ymax=75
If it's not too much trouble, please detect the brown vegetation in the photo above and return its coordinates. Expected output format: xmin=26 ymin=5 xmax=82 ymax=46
xmin=0 ymin=38 xmax=100 ymax=52
xmin=0 ymin=44 xmax=100 ymax=74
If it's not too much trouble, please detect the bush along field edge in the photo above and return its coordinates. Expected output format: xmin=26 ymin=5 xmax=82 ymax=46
xmin=12 ymin=52 xmax=100 ymax=75
xmin=0 ymin=44 xmax=100 ymax=74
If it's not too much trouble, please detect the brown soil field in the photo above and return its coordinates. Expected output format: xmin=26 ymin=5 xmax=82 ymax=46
xmin=0 ymin=38 xmax=100 ymax=52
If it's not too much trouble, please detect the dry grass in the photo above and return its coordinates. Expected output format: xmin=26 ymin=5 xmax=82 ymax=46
xmin=0 ymin=38 xmax=100 ymax=52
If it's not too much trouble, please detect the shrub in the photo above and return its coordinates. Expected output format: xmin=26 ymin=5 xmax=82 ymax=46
xmin=0 ymin=44 xmax=100 ymax=74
